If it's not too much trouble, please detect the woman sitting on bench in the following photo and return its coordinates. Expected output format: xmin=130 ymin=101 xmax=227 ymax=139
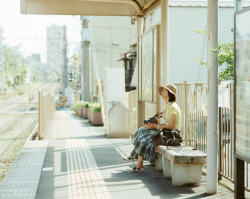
xmin=123 ymin=83 xmax=181 ymax=172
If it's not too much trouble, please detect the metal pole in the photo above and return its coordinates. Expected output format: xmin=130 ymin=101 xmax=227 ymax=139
xmin=137 ymin=17 xmax=145 ymax=128
xmin=206 ymin=0 xmax=219 ymax=194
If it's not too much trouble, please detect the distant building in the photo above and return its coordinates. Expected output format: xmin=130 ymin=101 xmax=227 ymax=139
xmin=46 ymin=24 xmax=66 ymax=69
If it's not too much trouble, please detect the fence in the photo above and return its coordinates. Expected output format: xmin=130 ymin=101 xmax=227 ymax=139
xmin=217 ymin=84 xmax=250 ymax=191
xmin=175 ymin=82 xmax=207 ymax=150
xmin=175 ymin=82 xmax=249 ymax=191
xmin=125 ymin=81 xmax=249 ymax=191
xmin=38 ymin=89 xmax=55 ymax=140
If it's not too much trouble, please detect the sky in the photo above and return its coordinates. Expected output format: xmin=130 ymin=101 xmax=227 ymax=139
xmin=0 ymin=0 xmax=81 ymax=63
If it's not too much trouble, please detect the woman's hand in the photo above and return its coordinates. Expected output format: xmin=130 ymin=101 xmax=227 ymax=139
xmin=155 ymin=112 xmax=163 ymax=124
xmin=144 ymin=123 xmax=158 ymax=129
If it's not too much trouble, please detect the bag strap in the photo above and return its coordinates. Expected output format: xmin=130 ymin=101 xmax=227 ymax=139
xmin=172 ymin=131 xmax=176 ymax=140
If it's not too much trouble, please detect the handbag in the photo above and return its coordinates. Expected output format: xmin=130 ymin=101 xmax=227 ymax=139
xmin=151 ymin=128 xmax=183 ymax=146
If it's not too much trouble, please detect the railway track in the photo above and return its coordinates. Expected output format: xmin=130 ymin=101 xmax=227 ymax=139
xmin=0 ymin=82 xmax=60 ymax=182
xmin=0 ymin=114 xmax=39 ymax=183
xmin=0 ymin=83 xmax=59 ymax=112
xmin=0 ymin=82 xmax=60 ymax=136
xmin=0 ymin=114 xmax=25 ymax=137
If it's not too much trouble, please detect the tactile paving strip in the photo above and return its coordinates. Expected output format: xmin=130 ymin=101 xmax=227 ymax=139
xmin=66 ymin=139 xmax=111 ymax=199
xmin=0 ymin=141 xmax=48 ymax=199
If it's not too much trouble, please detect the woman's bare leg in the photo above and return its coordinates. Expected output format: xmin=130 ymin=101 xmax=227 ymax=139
xmin=135 ymin=155 xmax=143 ymax=168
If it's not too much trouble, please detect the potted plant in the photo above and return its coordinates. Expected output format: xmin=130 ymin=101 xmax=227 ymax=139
xmin=88 ymin=102 xmax=103 ymax=126
xmin=82 ymin=101 xmax=90 ymax=119
xmin=71 ymin=101 xmax=84 ymax=117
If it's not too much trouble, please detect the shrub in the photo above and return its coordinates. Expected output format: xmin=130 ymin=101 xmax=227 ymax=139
xmin=83 ymin=101 xmax=90 ymax=108
xmin=71 ymin=101 xmax=84 ymax=111
xmin=88 ymin=102 xmax=102 ymax=112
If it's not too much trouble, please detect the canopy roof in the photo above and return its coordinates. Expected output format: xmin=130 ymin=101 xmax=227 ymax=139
xmin=20 ymin=0 xmax=160 ymax=16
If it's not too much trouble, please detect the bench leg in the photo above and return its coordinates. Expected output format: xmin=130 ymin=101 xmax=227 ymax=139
xmin=162 ymin=157 xmax=171 ymax=178
xmin=171 ymin=162 xmax=202 ymax=186
xmin=155 ymin=154 xmax=163 ymax=171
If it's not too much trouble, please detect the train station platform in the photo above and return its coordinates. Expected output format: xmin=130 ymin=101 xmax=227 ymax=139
xmin=0 ymin=110 xmax=234 ymax=199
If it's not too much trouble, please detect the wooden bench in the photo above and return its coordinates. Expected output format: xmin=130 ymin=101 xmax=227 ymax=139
xmin=155 ymin=144 xmax=206 ymax=187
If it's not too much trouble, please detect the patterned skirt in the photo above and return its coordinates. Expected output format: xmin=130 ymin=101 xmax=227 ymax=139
xmin=130 ymin=127 xmax=160 ymax=163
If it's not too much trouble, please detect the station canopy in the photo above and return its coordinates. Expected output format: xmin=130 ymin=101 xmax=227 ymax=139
xmin=20 ymin=0 xmax=160 ymax=16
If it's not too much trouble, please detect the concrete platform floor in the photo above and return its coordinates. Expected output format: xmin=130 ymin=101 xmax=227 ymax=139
xmin=35 ymin=110 xmax=234 ymax=199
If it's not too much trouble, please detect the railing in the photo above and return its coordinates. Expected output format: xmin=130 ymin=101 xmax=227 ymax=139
xmin=218 ymin=107 xmax=234 ymax=181
xmin=38 ymin=89 xmax=55 ymax=140
xmin=175 ymin=82 xmax=249 ymax=191
xmin=125 ymin=81 xmax=249 ymax=191
xmin=217 ymin=84 xmax=250 ymax=192
xmin=175 ymin=82 xmax=207 ymax=151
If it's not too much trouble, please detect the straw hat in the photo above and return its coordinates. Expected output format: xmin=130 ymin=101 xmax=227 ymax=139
xmin=158 ymin=83 xmax=177 ymax=98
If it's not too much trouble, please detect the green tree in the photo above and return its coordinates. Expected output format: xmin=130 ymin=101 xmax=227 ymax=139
xmin=216 ymin=42 xmax=234 ymax=81
xmin=194 ymin=29 xmax=234 ymax=82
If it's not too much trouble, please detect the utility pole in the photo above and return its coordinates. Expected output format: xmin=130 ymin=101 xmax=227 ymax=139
xmin=81 ymin=16 xmax=91 ymax=101
xmin=62 ymin=27 xmax=68 ymax=96
xmin=58 ymin=25 xmax=68 ymax=96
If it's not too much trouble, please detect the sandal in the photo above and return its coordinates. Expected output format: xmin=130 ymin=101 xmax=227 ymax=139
xmin=127 ymin=167 xmax=144 ymax=173
xmin=122 ymin=157 xmax=137 ymax=162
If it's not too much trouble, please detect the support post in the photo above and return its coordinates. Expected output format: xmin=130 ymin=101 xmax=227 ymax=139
xmin=160 ymin=0 xmax=169 ymax=111
xmin=206 ymin=0 xmax=219 ymax=194
xmin=218 ymin=107 xmax=222 ymax=180
xmin=161 ymin=0 xmax=169 ymax=86
xmin=183 ymin=81 xmax=188 ymax=143
xmin=234 ymin=0 xmax=242 ymax=12
xmin=38 ymin=89 xmax=43 ymax=140
xmin=156 ymin=25 xmax=161 ymax=113
xmin=137 ymin=17 xmax=145 ymax=128
xmin=234 ymin=157 xmax=245 ymax=198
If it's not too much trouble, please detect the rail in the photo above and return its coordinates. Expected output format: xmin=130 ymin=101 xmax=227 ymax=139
xmin=0 ymin=114 xmax=25 ymax=136
xmin=218 ymin=107 xmax=250 ymax=191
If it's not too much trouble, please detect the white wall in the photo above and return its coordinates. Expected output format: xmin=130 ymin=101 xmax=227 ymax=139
xmin=90 ymin=7 xmax=235 ymax=90
xmin=150 ymin=6 xmax=234 ymax=84
xmin=91 ymin=16 xmax=137 ymax=81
